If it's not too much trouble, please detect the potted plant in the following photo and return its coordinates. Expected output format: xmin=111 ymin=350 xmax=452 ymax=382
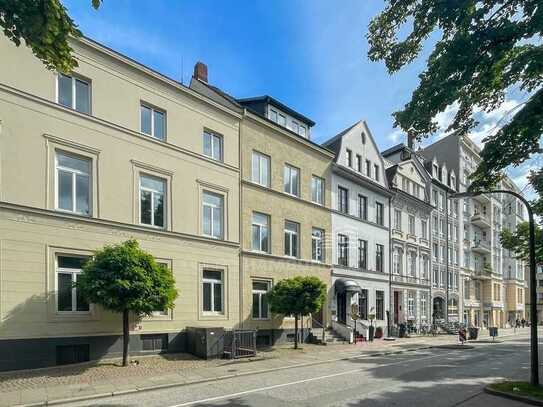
xmin=375 ymin=326 xmax=383 ymax=339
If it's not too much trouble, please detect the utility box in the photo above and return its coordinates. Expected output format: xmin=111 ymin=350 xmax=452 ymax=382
xmin=185 ymin=327 xmax=224 ymax=359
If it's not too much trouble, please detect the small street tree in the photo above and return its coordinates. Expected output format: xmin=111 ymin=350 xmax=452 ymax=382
xmin=501 ymin=222 xmax=543 ymax=265
xmin=268 ymin=276 xmax=326 ymax=349
xmin=76 ymin=239 xmax=178 ymax=366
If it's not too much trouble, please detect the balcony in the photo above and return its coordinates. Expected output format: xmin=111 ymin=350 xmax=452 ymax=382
xmin=391 ymin=229 xmax=404 ymax=240
xmin=391 ymin=274 xmax=431 ymax=286
xmin=471 ymin=212 xmax=491 ymax=229
xmin=472 ymin=239 xmax=491 ymax=254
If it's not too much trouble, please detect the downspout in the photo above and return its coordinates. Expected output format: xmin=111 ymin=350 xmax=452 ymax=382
xmin=388 ymin=194 xmax=393 ymax=336
xmin=238 ymin=110 xmax=244 ymax=329
xmin=445 ymin=189 xmax=450 ymax=323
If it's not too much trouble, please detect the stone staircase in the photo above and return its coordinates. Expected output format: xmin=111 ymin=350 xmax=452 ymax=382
xmin=309 ymin=327 xmax=348 ymax=345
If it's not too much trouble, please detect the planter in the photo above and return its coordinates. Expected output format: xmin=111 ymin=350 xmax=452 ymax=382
xmin=375 ymin=327 xmax=383 ymax=339
xmin=468 ymin=327 xmax=479 ymax=340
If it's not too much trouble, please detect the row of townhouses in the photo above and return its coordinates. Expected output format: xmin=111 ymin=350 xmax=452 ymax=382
xmin=0 ymin=34 xmax=528 ymax=371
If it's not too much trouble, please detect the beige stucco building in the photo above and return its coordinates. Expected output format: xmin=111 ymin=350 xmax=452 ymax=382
xmin=0 ymin=34 xmax=243 ymax=370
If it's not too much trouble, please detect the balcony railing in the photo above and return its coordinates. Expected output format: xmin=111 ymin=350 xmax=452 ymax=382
xmin=471 ymin=212 xmax=491 ymax=228
xmin=391 ymin=274 xmax=431 ymax=286
xmin=472 ymin=239 xmax=491 ymax=253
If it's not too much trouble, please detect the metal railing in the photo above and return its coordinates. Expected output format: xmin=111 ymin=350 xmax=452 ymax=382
xmin=311 ymin=317 xmax=326 ymax=344
xmin=223 ymin=330 xmax=257 ymax=359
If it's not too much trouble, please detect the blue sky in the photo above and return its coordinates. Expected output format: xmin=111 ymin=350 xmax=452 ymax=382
xmin=62 ymin=0 xmax=539 ymax=196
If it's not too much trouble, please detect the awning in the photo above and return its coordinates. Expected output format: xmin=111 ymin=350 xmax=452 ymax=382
xmin=334 ymin=278 xmax=362 ymax=294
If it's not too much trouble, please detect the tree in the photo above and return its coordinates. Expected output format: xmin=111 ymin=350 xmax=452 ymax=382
xmin=267 ymin=276 xmax=326 ymax=349
xmin=0 ymin=0 xmax=101 ymax=72
xmin=76 ymin=239 xmax=178 ymax=366
xmin=367 ymin=1 xmax=542 ymax=213
xmin=501 ymin=221 xmax=543 ymax=265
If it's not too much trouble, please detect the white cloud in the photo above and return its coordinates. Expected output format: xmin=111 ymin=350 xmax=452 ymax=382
xmin=387 ymin=128 xmax=405 ymax=144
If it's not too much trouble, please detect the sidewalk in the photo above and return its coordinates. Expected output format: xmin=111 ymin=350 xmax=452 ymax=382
xmin=0 ymin=328 xmax=529 ymax=407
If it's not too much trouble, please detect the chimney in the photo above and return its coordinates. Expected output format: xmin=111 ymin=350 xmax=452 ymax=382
xmin=193 ymin=62 xmax=208 ymax=83
xmin=407 ymin=134 xmax=415 ymax=149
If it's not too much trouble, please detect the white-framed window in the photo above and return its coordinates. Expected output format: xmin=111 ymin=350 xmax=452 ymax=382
xmin=420 ymin=293 xmax=427 ymax=318
xmin=252 ymin=212 xmax=269 ymax=252
xmin=203 ymin=131 xmax=223 ymax=161
xmin=311 ymin=176 xmax=325 ymax=205
xmin=55 ymin=150 xmax=91 ymax=215
xmin=338 ymin=186 xmax=349 ymax=214
xmin=312 ymin=228 xmax=324 ymax=262
xmin=202 ymin=269 xmax=223 ymax=313
xmin=366 ymin=160 xmax=371 ymax=177
xmin=278 ymin=114 xmax=286 ymax=127
xmin=407 ymin=291 xmax=415 ymax=318
xmin=393 ymin=248 xmax=401 ymax=274
xmin=252 ymin=151 xmax=270 ymax=187
xmin=140 ymin=174 xmax=166 ymax=228
xmin=359 ymin=195 xmax=367 ymax=220
xmin=421 ymin=219 xmax=428 ymax=239
xmin=374 ymin=164 xmax=380 ymax=181
xmin=376 ymin=244 xmax=384 ymax=272
xmin=140 ymin=103 xmax=166 ymax=140
xmin=299 ymin=125 xmax=307 ymax=138
xmin=376 ymin=291 xmax=384 ymax=320
xmin=202 ymin=191 xmax=224 ymax=239
xmin=252 ymin=280 xmax=270 ymax=319
xmin=376 ymin=202 xmax=384 ymax=226
xmin=56 ymin=255 xmax=89 ymax=312
xmin=284 ymin=165 xmax=300 ymax=196
xmin=356 ymin=154 xmax=362 ymax=172
xmin=57 ymin=73 xmax=91 ymax=114
xmin=346 ymin=149 xmax=353 ymax=167
xmin=358 ymin=239 xmax=367 ymax=269
xmin=394 ymin=209 xmax=402 ymax=230
xmin=408 ymin=215 xmax=415 ymax=235
xmin=284 ymin=221 xmax=299 ymax=258
xmin=338 ymin=234 xmax=349 ymax=266
xmin=433 ymin=243 xmax=439 ymax=260
xmin=291 ymin=120 xmax=299 ymax=134
xmin=269 ymin=109 xmax=278 ymax=122
xmin=408 ymin=252 xmax=417 ymax=276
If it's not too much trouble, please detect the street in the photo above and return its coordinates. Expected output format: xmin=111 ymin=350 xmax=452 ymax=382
xmin=62 ymin=332 xmax=535 ymax=407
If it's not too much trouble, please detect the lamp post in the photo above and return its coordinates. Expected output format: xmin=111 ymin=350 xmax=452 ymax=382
xmin=451 ymin=190 xmax=539 ymax=386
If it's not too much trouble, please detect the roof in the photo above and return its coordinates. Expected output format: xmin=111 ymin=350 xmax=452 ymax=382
xmin=321 ymin=121 xmax=361 ymax=149
xmin=381 ymin=143 xmax=406 ymax=157
xmin=237 ymin=96 xmax=316 ymax=127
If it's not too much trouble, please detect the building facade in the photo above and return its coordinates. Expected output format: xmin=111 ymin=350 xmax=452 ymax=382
xmin=382 ymin=147 xmax=433 ymax=329
xmin=323 ymin=121 xmax=392 ymax=339
xmin=0 ymin=35 xmax=243 ymax=370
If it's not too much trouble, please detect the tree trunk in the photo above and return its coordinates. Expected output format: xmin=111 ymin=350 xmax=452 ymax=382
xmin=294 ymin=314 xmax=299 ymax=349
xmin=122 ymin=309 xmax=129 ymax=367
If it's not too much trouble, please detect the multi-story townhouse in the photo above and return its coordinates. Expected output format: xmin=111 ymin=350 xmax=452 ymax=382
xmin=382 ymin=146 xmax=433 ymax=329
xmin=501 ymin=177 xmax=527 ymax=325
xmin=420 ymin=133 xmax=519 ymax=328
xmin=0 ymin=35 xmax=242 ymax=370
xmin=527 ymin=265 xmax=543 ymax=324
xmin=190 ymin=65 xmax=334 ymax=346
xmin=321 ymin=121 xmax=392 ymax=340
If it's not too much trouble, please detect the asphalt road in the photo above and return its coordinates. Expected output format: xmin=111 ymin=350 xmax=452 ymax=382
xmin=65 ymin=333 xmax=536 ymax=407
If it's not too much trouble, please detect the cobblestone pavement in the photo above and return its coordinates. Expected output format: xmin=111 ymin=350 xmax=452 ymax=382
xmin=0 ymin=328 xmax=530 ymax=406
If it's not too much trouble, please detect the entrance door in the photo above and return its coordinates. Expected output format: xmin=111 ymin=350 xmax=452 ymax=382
xmin=394 ymin=291 xmax=400 ymax=324
xmin=433 ymin=297 xmax=445 ymax=322
xmin=337 ymin=292 xmax=347 ymax=323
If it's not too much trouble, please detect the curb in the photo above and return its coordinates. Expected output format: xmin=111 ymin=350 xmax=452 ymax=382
xmin=484 ymin=386 xmax=543 ymax=406
xmin=12 ymin=334 xmax=522 ymax=407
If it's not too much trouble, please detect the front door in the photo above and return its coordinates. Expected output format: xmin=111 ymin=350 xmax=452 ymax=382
xmin=337 ymin=292 xmax=347 ymax=323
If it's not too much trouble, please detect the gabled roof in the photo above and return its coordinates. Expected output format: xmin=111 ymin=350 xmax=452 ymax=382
xmin=237 ymin=95 xmax=316 ymax=127
xmin=381 ymin=143 xmax=405 ymax=157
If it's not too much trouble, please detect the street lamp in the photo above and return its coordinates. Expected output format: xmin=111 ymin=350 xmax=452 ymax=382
xmin=451 ymin=189 xmax=539 ymax=386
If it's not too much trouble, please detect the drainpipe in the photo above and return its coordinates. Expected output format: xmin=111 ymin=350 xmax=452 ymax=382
xmin=445 ymin=190 xmax=450 ymax=323
xmin=238 ymin=111 xmax=244 ymax=329
xmin=388 ymin=195 xmax=392 ymax=336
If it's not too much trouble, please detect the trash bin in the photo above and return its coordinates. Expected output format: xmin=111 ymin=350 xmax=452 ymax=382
xmin=489 ymin=327 xmax=498 ymax=339
xmin=399 ymin=323 xmax=407 ymax=338
xmin=468 ymin=327 xmax=479 ymax=340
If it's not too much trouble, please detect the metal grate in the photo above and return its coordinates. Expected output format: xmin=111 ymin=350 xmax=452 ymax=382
xmin=224 ymin=330 xmax=257 ymax=359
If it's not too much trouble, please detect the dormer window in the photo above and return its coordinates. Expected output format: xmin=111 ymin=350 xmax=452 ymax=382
xmin=269 ymin=109 xmax=278 ymax=123
xmin=361 ymin=132 xmax=366 ymax=144
xmin=433 ymin=163 xmax=438 ymax=177
xmin=346 ymin=149 xmax=353 ymax=167
xmin=299 ymin=125 xmax=307 ymax=138
xmin=278 ymin=114 xmax=286 ymax=127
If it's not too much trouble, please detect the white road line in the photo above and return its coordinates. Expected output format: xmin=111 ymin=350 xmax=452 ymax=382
xmin=167 ymin=352 xmax=446 ymax=407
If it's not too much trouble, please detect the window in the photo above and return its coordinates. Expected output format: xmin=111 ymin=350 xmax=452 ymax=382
xmin=311 ymin=176 xmax=325 ymax=205
xmin=299 ymin=125 xmax=307 ymax=138
xmin=408 ymin=215 xmax=415 ymax=235
xmin=284 ymin=221 xmax=299 ymax=257
xmin=393 ymin=249 xmax=401 ymax=274
xmin=278 ymin=114 xmax=286 ymax=127
xmin=55 ymin=151 xmax=91 ymax=215
xmin=140 ymin=104 xmax=165 ymax=140
xmin=269 ymin=109 xmax=278 ymax=122
xmin=433 ymin=215 xmax=438 ymax=233
xmin=421 ymin=293 xmax=428 ymax=319
xmin=464 ymin=250 xmax=470 ymax=268
xmin=433 ymin=243 xmax=439 ymax=260
xmin=56 ymin=256 xmax=89 ymax=312
xmin=359 ymin=289 xmax=368 ymax=320
xmin=338 ymin=234 xmax=349 ymax=266
xmin=408 ymin=252 xmax=416 ymax=276
xmin=376 ymin=244 xmax=384 ymax=272
xmin=366 ymin=160 xmax=371 ymax=177
xmin=252 ymin=151 xmax=270 ymax=187
xmin=407 ymin=292 xmax=415 ymax=318
xmin=291 ymin=121 xmax=299 ymax=134
xmin=202 ymin=191 xmax=224 ymax=238
xmin=421 ymin=220 xmax=428 ymax=239
xmin=358 ymin=195 xmax=367 ymax=220
xmin=346 ymin=149 xmax=353 ymax=167
xmin=252 ymin=281 xmax=270 ymax=319
xmin=338 ymin=186 xmax=349 ymax=214
xmin=376 ymin=202 xmax=384 ymax=226
xmin=374 ymin=164 xmax=380 ymax=181
xmin=57 ymin=74 xmax=90 ymax=114
xmin=140 ymin=174 xmax=165 ymax=228
xmin=203 ymin=131 xmax=223 ymax=161
xmin=252 ymin=212 xmax=269 ymax=252
xmin=202 ymin=270 xmax=223 ymax=313
xmin=358 ymin=239 xmax=367 ymax=269
xmin=312 ymin=228 xmax=325 ymax=262
xmin=394 ymin=209 xmax=402 ymax=230
xmin=284 ymin=165 xmax=300 ymax=196
xmin=356 ymin=155 xmax=362 ymax=172
xmin=376 ymin=291 xmax=384 ymax=320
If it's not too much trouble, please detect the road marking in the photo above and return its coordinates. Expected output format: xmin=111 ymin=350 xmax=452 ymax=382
xmin=167 ymin=353 xmax=445 ymax=407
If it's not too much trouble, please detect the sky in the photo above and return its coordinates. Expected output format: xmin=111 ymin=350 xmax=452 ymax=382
xmin=62 ymin=0 xmax=540 ymax=198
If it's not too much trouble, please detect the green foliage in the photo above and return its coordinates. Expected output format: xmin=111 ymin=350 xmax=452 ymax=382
xmin=268 ymin=276 xmax=326 ymax=318
xmin=368 ymin=1 xmax=542 ymax=211
xmin=483 ymin=262 xmax=492 ymax=275
xmin=0 ymin=0 xmax=101 ymax=72
xmin=76 ymin=239 xmax=178 ymax=317
xmin=500 ymin=222 xmax=543 ymax=264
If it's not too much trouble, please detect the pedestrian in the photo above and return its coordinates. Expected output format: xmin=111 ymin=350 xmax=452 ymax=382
xmin=521 ymin=318 xmax=526 ymax=328
xmin=516 ymin=319 xmax=520 ymax=328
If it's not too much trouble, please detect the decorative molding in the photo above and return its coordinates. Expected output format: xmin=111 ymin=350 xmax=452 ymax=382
xmin=43 ymin=133 xmax=101 ymax=155
xmin=130 ymin=160 xmax=174 ymax=177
